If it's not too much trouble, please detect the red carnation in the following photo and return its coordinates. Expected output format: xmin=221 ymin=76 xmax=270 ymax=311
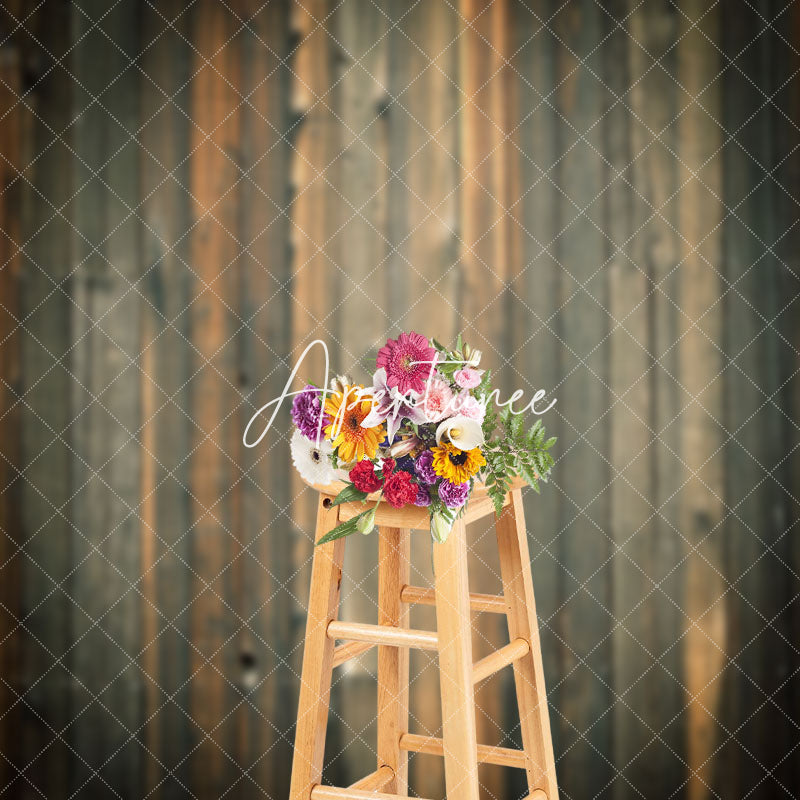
xmin=349 ymin=459 xmax=383 ymax=493
xmin=383 ymin=470 xmax=418 ymax=509
xmin=380 ymin=458 xmax=396 ymax=479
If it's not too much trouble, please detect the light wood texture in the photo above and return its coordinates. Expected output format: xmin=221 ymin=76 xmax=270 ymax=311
xmin=327 ymin=620 xmax=438 ymax=651
xmin=336 ymin=492 xmax=507 ymax=529
xmin=496 ymin=490 xmax=559 ymax=799
xmin=400 ymin=585 xmax=507 ymax=614
xmin=311 ymin=786 xmax=432 ymax=800
xmin=291 ymin=483 xmax=559 ymax=799
xmin=432 ymin=517 xmax=480 ymax=800
xmin=399 ymin=733 xmax=527 ymax=769
xmin=289 ymin=497 xmax=346 ymax=800
xmin=472 ymin=637 xmax=530 ymax=685
xmin=332 ymin=640 xmax=375 ymax=669
xmin=377 ymin=527 xmax=411 ymax=793
xmin=348 ymin=765 xmax=394 ymax=791
xmin=336 ymin=500 xmax=430 ymax=530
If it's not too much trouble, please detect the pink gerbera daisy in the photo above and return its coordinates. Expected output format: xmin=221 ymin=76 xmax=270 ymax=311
xmin=376 ymin=332 xmax=436 ymax=395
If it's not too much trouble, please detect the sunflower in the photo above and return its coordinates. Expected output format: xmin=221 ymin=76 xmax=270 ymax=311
xmin=324 ymin=385 xmax=384 ymax=463
xmin=431 ymin=442 xmax=486 ymax=484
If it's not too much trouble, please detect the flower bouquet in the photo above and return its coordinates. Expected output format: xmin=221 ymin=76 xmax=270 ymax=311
xmin=289 ymin=332 xmax=556 ymax=544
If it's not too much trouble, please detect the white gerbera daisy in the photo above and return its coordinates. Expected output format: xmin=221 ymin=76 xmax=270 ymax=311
xmin=290 ymin=428 xmax=336 ymax=485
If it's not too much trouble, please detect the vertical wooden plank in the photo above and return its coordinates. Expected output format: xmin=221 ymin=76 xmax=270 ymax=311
xmin=719 ymin=2 xmax=770 ymax=796
xmin=388 ymin=0 xmax=460 ymax=345
xmin=237 ymin=2 xmax=295 ymax=799
xmin=632 ymin=3 xmax=687 ymax=795
xmin=68 ymin=1 xmax=144 ymax=794
xmin=767 ymin=2 xmax=800 ymax=796
xmin=608 ymin=2 xmax=686 ymax=796
xmin=0 ymin=27 xmax=25 ymax=795
xmin=720 ymin=0 xmax=797 ymax=795
xmin=676 ymin=3 xmax=726 ymax=798
xmin=496 ymin=490 xmax=559 ymax=799
xmin=188 ymin=2 xmax=242 ymax=795
xmin=289 ymin=497 xmax=345 ymax=800
xmin=139 ymin=3 xmax=194 ymax=797
xmin=432 ymin=518 xmax=479 ymax=800
xmin=376 ymin=526 xmax=410 ymax=793
xmin=16 ymin=3 xmax=74 ymax=796
xmin=551 ymin=1 xmax=613 ymax=796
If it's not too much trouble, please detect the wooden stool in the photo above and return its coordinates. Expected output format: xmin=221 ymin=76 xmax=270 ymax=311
xmin=289 ymin=479 xmax=558 ymax=800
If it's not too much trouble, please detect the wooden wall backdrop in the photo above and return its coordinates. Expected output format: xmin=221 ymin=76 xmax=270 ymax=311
xmin=0 ymin=0 xmax=799 ymax=799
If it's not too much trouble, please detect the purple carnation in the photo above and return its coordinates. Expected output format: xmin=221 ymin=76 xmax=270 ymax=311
xmin=438 ymin=479 xmax=470 ymax=509
xmin=414 ymin=450 xmax=437 ymax=485
xmin=413 ymin=484 xmax=431 ymax=507
xmin=291 ymin=385 xmax=329 ymax=441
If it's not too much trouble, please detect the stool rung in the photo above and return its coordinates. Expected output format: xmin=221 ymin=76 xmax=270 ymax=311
xmin=400 ymin=584 xmax=507 ymax=614
xmin=348 ymin=765 xmax=393 ymax=790
xmin=525 ymin=793 xmax=548 ymax=800
xmin=327 ymin=620 xmax=438 ymax=651
xmin=332 ymin=640 xmax=375 ymax=668
xmin=472 ymin=637 xmax=530 ymax=684
xmin=312 ymin=787 xmax=433 ymax=800
xmin=399 ymin=732 xmax=528 ymax=769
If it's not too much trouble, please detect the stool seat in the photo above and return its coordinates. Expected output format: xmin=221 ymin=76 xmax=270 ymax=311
xmin=288 ymin=481 xmax=559 ymax=800
xmin=307 ymin=475 xmax=527 ymax=529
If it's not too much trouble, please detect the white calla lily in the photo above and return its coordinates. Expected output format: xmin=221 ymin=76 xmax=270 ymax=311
xmin=435 ymin=415 xmax=484 ymax=450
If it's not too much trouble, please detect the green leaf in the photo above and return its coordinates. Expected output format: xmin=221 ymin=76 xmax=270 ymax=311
xmin=330 ymin=484 xmax=370 ymax=507
xmin=316 ymin=513 xmax=369 ymax=545
xmin=455 ymin=333 xmax=463 ymax=354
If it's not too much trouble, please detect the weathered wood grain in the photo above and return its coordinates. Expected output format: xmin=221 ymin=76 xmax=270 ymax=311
xmin=139 ymin=2 xmax=194 ymax=797
xmin=0 ymin=2 xmax=798 ymax=799
xmin=552 ymin=0 xmax=614 ymax=796
xmin=68 ymin=1 xmax=144 ymax=796
xmin=188 ymin=1 xmax=242 ymax=795
xmin=15 ymin=5 xmax=75 ymax=796
xmin=676 ymin=3 xmax=726 ymax=799
xmin=609 ymin=2 xmax=685 ymax=797
xmin=236 ymin=2 xmax=295 ymax=798
xmin=0 ymin=27 xmax=24 ymax=796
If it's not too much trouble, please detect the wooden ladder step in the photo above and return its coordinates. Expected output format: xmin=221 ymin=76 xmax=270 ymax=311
xmin=327 ymin=620 xmax=438 ymax=651
xmin=399 ymin=732 xmax=528 ymax=769
xmin=332 ymin=640 xmax=375 ymax=668
xmin=348 ymin=765 xmax=393 ymax=791
xmin=311 ymin=787 xmax=433 ymax=800
xmin=472 ymin=637 xmax=530 ymax=684
xmin=400 ymin=584 xmax=507 ymax=614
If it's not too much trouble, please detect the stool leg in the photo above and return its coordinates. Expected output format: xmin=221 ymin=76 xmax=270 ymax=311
xmin=377 ymin=526 xmax=411 ymax=793
xmin=496 ymin=489 xmax=559 ymax=800
xmin=433 ymin=518 xmax=480 ymax=800
xmin=289 ymin=497 xmax=345 ymax=800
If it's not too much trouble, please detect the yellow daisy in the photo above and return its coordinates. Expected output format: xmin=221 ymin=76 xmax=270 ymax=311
xmin=324 ymin=386 xmax=384 ymax=463
xmin=431 ymin=442 xmax=486 ymax=484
